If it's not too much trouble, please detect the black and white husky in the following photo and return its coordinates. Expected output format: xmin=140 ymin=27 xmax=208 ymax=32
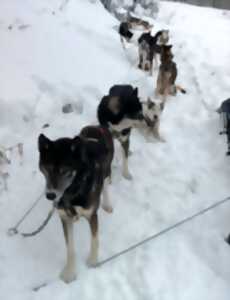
xmin=38 ymin=125 xmax=114 ymax=283
xmin=97 ymin=85 xmax=164 ymax=179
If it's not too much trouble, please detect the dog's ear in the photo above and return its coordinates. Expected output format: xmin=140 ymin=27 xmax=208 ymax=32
xmin=38 ymin=134 xmax=52 ymax=152
xmin=133 ymin=87 xmax=138 ymax=96
xmin=147 ymin=98 xmax=155 ymax=109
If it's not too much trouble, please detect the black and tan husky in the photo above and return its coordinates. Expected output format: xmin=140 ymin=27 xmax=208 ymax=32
xmin=38 ymin=125 xmax=114 ymax=283
xmin=156 ymin=45 xmax=186 ymax=101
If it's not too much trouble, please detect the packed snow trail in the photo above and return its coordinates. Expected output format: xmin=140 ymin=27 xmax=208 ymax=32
xmin=0 ymin=1 xmax=230 ymax=299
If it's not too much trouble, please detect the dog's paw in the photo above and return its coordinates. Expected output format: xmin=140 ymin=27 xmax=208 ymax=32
xmin=123 ymin=172 xmax=133 ymax=180
xmin=60 ymin=267 xmax=77 ymax=283
xmin=102 ymin=203 xmax=113 ymax=213
xmin=87 ymin=256 xmax=98 ymax=268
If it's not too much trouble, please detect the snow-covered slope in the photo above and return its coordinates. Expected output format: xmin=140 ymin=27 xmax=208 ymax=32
xmin=0 ymin=0 xmax=230 ymax=299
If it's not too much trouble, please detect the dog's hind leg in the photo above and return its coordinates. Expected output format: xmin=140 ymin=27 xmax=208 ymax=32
xmin=101 ymin=177 xmax=113 ymax=213
xmin=120 ymin=137 xmax=132 ymax=180
xmin=155 ymin=72 xmax=162 ymax=97
xmin=138 ymin=48 xmax=143 ymax=69
xmin=60 ymin=218 xmax=77 ymax=283
xmin=87 ymin=213 xmax=99 ymax=267
xmin=226 ymin=126 xmax=230 ymax=155
xmin=153 ymin=54 xmax=158 ymax=72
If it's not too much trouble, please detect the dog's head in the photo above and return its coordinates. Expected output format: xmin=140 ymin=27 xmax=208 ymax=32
xmin=157 ymin=30 xmax=169 ymax=45
xmin=142 ymin=98 xmax=164 ymax=127
xmin=38 ymin=134 xmax=85 ymax=202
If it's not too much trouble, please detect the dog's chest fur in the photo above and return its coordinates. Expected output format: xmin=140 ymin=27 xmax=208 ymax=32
xmin=58 ymin=205 xmax=94 ymax=221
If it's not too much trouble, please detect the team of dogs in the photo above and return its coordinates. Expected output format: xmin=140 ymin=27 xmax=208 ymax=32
xmin=38 ymin=15 xmax=230 ymax=283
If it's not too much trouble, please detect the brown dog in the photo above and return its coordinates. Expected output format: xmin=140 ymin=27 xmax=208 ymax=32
xmin=156 ymin=45 xmax=186 ymax=101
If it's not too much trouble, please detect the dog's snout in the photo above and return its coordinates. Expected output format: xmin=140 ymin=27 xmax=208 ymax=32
xmin=46 ymin=192 xmax=56 ymax=200
xmin=154 ymin=115 xmax=158 ymax=120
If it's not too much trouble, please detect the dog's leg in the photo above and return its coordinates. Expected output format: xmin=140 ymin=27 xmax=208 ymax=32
xmin=101 ymin=177 xmax=113 ymax=213
xmin=120 ymin=36 xmax=125 ymax=49
xmin=138 ymin=47 xmax=143 ymax=69
xmin=226 ymin=129 xmax=230 ymax=155
xmin=145 ymin=60 xmax=150 ymax=71
xmin=120 ymin=137 xmax=132 ymax=180
xmin=60 ymin=218 xmax=76 ymax=283
xmin=155 ymin=72 xmax=162 ymax=97
xmin=153 ymin=54 xmax=158 ymax=71
xmin=149 ymin=59 xmax=153 ymax=75
xmin=142 ymin=51 xmax=148 ymax=71
xmin=162 ymin=83 xmax=168 ymax=102
xmin=138 ymin=54 xmax=143 ymax=69
xmin=87 ymin=213 xmax=99 ymax=267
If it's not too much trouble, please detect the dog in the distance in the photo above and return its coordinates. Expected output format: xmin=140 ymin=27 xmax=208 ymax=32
xmin=226 ymin=233 xmax=230 ymax=245
xmin=119 ymin=15 xmax=153 ymax=48
xmin=217 ymin=98 xmax=230 ymax=155
xmin=156 ymin=45 xmax=186 ymax=101
xmin=97 ymin=85 xmax=164 ymax=179
xmin=138 ymin=30 xmax=169 ymax=74
xmin=38 ymin=125 xmax=114 ymax=283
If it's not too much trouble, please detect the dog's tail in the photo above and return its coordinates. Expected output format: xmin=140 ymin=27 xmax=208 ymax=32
xmin=176 ymin=85 xmax=186 ymax=94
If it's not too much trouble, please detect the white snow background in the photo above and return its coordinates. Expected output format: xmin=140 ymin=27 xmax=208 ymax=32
xmin=0 ymin=0 xmax=230 ymax=299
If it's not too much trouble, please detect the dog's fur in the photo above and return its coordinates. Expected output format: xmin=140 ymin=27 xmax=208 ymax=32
xmin=217 ymin=98 xmax=230 ymax=155
xmin=97 ymin=85 xmax=164 ymax=179
xmin=38 ymin=125 xmax=114 ymax=283
xmin=119 ymin=22 xmax=134 ymax=46
xmin=156 ymin=45 xmax=186 ymax=101
xmin=138 ymin=30 xmax=169 ymax=73
xmin=119 ymin=17 xmax=153 ymax=48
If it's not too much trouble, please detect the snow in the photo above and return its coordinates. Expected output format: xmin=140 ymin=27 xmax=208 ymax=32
xmin=0 ymin=0 xmax=230 ymax=299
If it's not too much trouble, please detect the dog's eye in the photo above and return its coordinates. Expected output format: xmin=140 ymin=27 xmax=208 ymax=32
xmin=59 ymin=168 xmax=69 ymax=175
xmin=60 ymin=168 xmax=76 ymax=178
